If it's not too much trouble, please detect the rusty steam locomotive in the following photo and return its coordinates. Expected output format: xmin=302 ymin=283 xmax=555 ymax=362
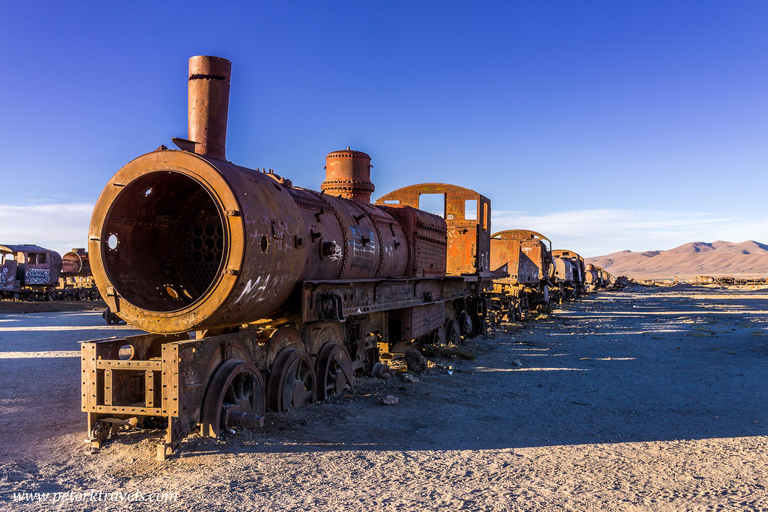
xmin=82 ymin=56 xmax=507 ymax=459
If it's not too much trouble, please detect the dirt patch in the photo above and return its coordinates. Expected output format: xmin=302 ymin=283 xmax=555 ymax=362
xmin=1 ymin=286 xmax=767 ymax=510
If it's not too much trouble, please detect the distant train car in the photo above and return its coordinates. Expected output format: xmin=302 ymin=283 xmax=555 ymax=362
xmin=584 ymin=263 xmax=600 ymax=292
xmin=0 ymin=245 xmax=62 ymax=300
xmin=551 ymin=249 xmax=585 ymax=299
xmin=595 ymin=267 xmax=613 ymax=289
xmin=58 ymin=248 xmax=100 ymax=300
xmin=552 ymin=255 xmax=575 ymax=299
xmin=488 ymin=229 xmax=554 ymax=323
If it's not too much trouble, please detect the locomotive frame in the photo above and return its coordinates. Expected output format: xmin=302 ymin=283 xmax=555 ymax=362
xmin=81 ymin=188 xmax=494 ymax=459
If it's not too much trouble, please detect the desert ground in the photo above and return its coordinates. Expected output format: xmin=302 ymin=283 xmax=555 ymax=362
xmin=1 ymin=284 xmax=767 ymax=510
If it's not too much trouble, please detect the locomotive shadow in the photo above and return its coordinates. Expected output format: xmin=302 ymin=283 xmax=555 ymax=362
xmin=182 ymin=288 xmax=768 ymax=456
xmin=179 ymin=349 xmax=768 ymax=457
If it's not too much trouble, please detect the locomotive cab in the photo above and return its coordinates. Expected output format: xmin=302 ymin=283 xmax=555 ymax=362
xmin=376 ymin=183 xmax=492 ymax=277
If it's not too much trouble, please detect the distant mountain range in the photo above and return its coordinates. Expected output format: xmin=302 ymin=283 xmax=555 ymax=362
xmin=586 ymin=241 xmax=768 ymax=279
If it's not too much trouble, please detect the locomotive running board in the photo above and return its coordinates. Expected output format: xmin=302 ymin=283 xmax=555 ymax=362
xmin=301 ymin=276 xmax=476 ymax=323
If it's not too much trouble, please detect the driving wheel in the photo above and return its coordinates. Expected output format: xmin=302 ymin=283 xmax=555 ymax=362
xmin=201 ymin=359 xmax=266 ymax=438
xmin=267 ymin=348 xmax=316 ymax=412
xmin=315 ymin=343 xmax=354 ymax=401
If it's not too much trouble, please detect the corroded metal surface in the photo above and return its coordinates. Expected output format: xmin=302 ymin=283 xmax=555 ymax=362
xmin=375 ymin=183 xmax=492 ymax=276
xmin=89 ymin=55 xmax=451 ymax=334
xmin=0 ymin=245 xmax=102 ymax=301
xmin=490 ymin=229 xmax=552 ymax=286
xmin=487 ymin=229 xmax=554 ymax=319
xmin=321 ymin=148 xmax=375 ymax=203
xmin=58 ymin=248 xmax=100 ymax=300
xmin=88 ymin=149 xmax=451 ymax=333
xmin=553 ymin=257 xmax=575 ymax=283
xmin=552 ymin=249 xmax=586 ymax=298
xmin=181 ymin=56 xmax=231 ymax=160
xmin=61 ymin=248 xmax=90 ymax=275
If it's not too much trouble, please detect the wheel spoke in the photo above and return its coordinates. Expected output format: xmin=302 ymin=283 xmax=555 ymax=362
xmin=235 ymin=373 xmax=244 ymax=400
xmin=224 ymin=386 xmax=236 ymax=404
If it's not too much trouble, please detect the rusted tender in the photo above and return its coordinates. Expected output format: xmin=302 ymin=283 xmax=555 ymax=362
xmin=552 ymin=249 xmax=586 ymax=299
xmin=81 ymin=56 xmax=494 ymax=459
xmin=488 ymin=230 xmax=554 ymax=322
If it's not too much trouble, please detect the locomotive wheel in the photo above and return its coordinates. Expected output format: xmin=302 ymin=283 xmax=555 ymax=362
xmin=488 ymin=309 xmax=502 ymax=330
xmin=315 ymin=343 xmax=354 ymax=401
xmin=445 ymin=319 xmax=462 ymax=346
xmin=476 ymin=313 xmax=487 ymax=337
xmin=266 ymin=327 xmax=303 ymax=368
xmin=267 ymin=348 xmax=316 ymax=412
xmin=431 ymin=325 xmax=446 ymax=346
xmin=508 ymin=301 xmax=519 ymax=322
xmin=77 ymin=288 xmax=88 ymax=301
xmin=459 ymin=310 xmax=474 ymax=340
xmin=201 ymin=359 xmax=266 ymax=438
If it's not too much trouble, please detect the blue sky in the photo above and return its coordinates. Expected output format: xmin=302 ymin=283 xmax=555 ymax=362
xmin=1 ymin=1 xmax=766 ymax=256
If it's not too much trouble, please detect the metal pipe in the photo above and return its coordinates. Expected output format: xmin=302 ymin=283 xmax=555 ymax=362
xmin=188 ymin=56 xmax=231 ymax=160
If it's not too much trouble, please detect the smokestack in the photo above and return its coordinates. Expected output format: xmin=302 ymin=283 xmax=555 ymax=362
xmin=187 ymin=56 xmax=231 ymax=160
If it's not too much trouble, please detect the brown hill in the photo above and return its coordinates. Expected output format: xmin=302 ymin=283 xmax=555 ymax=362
xmin=586 ymin=241 xmax=768 ymax=279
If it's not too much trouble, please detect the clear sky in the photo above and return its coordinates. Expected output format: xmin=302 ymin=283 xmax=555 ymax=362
xmin=1 ymin=1 xmax=766 ymax=257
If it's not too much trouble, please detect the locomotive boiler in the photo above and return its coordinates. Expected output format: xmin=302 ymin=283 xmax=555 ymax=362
xmin=82 ymin=56 xmax=493 ymax=459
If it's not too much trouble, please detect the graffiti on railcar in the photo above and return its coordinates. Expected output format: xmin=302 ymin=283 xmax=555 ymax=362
xmin=26 ymin=268 xmax=52 ymax=285
xmin=0 ymin=267 xmax=12 ymax=290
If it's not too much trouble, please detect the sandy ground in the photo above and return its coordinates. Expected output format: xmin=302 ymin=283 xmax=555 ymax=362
xmin=0 ymin=284 xmax=767 ymax=510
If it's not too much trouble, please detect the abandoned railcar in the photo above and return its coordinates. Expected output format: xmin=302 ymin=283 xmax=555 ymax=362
xmin=488 ymin=229 xmax=555 ymax=323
